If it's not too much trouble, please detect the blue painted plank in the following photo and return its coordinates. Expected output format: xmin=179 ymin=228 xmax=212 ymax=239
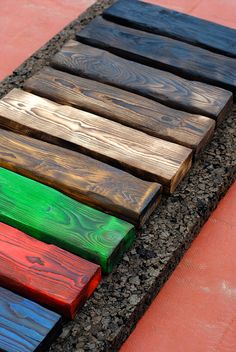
xmin=0 ymin=287 xmax=62 ymax=352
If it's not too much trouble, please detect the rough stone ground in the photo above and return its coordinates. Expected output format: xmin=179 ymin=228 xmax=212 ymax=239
xmin=0 ymin=1 xmax=235 ymax=351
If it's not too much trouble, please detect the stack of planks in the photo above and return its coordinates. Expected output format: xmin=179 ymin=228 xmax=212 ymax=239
xmin=0 ymin=1 xmax=236 ymax=350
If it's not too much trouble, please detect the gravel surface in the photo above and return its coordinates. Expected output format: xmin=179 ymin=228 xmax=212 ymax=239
xmin=0 ymin=1 xmax=235 ymax=351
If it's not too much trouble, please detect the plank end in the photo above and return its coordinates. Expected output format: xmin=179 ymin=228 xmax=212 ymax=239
xmin=105 ymin=225 xmax=135 ymax=273
xmin=169 ymin=150 xmax=193 ymax=194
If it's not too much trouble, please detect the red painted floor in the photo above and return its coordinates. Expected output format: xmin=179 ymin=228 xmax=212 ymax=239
xmin=121 ymin=182 xmax=236 ymax=352
xmin=121 ymin=3 xmax=236 ymax=351
xmin=0 ymin=0 xmax=95 ymax=81
xmin=144 ymin=0 xmax=236 ymax=27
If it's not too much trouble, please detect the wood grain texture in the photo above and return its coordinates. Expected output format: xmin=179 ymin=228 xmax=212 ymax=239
xmin=24 ymin=67 xmax=216 ymax=153
xmin=0 ymin=167 xmax=135 ymax=273
xmin=104 ymin=0 xmax=236 ymax=58
xmin=77 ymin=16 xmax=236 ymax=93
xmin=0 ymin=285 xmax=62 ymax=352
xmin=0 ymin=89 xmax=192 ymax=193
xmin=0 ymin=129 xmax=162 ymax=226
xmin=51 ymin=40 xmax=233 ymax=121
xmin=0 ymin=222 xmax=101 ymax=318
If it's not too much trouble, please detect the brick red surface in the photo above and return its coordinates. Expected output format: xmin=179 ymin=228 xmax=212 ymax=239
xmin=0 ymin=0 xmax=95 ymax=80
xmin=144 ymin=0 xmax=236 ymax=27
xmin=121 ymin=182 xmax=236 ymax=351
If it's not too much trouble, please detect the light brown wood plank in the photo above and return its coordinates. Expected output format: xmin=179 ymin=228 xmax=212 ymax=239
xmin=0 ymin=88 xmax=192 ymax=193
xmin=0 ymin=128 xmax=162 ymax=226
xmin=51 ymin=40 xmax=233 ymax=122
xmin=24 ymin=67 xmax=215 ymax=155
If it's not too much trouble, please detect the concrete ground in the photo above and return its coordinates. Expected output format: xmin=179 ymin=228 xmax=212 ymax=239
xmin=0 ymin=0 xmax=235 ymax=351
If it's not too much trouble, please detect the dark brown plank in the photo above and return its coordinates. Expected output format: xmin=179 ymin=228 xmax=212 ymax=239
xmin=0 ymin=128 xmax=161 ymax=226
xmin=103 ymin=0 xmax=236 ymax=58
xmin=24 ymin=67 xmax=215 ymax=154
xmin=77 ymin=17 xmax=236 ymax=93
xmin=51 ymin=40 xmax=233 ymax=121
xmin=0 ymin=88 xmax=192 ymax=193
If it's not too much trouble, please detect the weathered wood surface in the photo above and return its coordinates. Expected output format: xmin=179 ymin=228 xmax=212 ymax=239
xmin=0 ymin=167 xmax=135 ymax=273
xmin=24 ymin=67 xmax=216 ymax=153
xmin=0 ymin=222 xmax=101 ymax=318
xmin=0 ymin=129 xmax=161 ymax=226
xmin=0 ymin=89 xmax=192 ymax=192
xmin=0 ymin=285 xmax=62 ymax=352
xmin=104 ymin=0 xmax=236 ymax=58
xmin=51 ymin=40 xmax=233 ymax=120
xmin=77 ymin=16 xmax=236 ymax=93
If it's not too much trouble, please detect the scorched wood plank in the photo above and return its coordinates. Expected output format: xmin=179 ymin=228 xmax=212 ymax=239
xmin=0 ymin=129 xmax=162 ymax=226
xmin=0 ymin=89 xmax=192 ymax=192
xmin=24 ymin=67 xmax=215 ymax=153
xmin=51 ymin=40 xmax=233 ymax=120
xmin=0 ymin=222 xmax=101 ymax=318
xmin=103 ymin=0 xmax=236 ymax=58
xmin=77 ymin=17 xmax=236 ymax=93
xmin=0 ymin=285 xmax=62 ymax=352
xmin=0 ymin=167 xmax=135 ymax=273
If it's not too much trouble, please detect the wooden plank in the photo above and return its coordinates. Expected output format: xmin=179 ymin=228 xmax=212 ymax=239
xmin=0 ymin=129 xmax=162 ymax=226
xmin=0 ymin=167 xmax=135 ymax=273
xmin=51 ymin=40 xmax=233 ymax=121
xmin=24 ymin=67 xmax=216 ymax=153
xmin=0 ymin=222 xmax=101 ymax=319
xmin=103 ymin=0 xmax=236 ymax=58
xmin=0 ymin=285 xmax=62 ymax=352
xmin=77 ymin=17 xmax=236 ymax=93
xmin=0 ymin=89 xmax=192 ymax=193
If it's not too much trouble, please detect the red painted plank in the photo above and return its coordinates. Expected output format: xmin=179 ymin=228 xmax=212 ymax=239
xmin=0 ymin=222 xmax=101 ymax=319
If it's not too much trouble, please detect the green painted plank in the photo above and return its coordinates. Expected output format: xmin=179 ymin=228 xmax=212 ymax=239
xmin=0 ymin=167 xmax=135 ymax=273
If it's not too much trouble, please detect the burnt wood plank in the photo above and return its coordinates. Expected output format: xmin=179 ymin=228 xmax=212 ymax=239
xmin=0 ymin=222 xmax=101 ymax=319
xmin=77 ymin=17 xmax=236 ymax=93
xmin=0 ymin=88 xmax=192 ymax=193
xmin=51 ymin=40 xmax=233 ymax=121
xmin=24 ymin=67 xmax=215 ymax=154
xmin=0 ymin=285 xmax=62 ymax=352
xmin=104 ymin=0 xmax=236 ymax=58
xmin=0 ymin=129 xmax=161 ymax=226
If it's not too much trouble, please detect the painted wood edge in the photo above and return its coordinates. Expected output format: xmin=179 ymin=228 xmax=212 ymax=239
xmin=139 ymin=190 xmax=162 ymax=228
xmin=194 ymin=121 xmax=215 ymax=156
xmin=35 ymin=314 xmax=62 ymax=352
xmin=217 ymin=94 xmax=234 ymax=126
xmin=0 ymin=286 xmax=62 ymax=352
